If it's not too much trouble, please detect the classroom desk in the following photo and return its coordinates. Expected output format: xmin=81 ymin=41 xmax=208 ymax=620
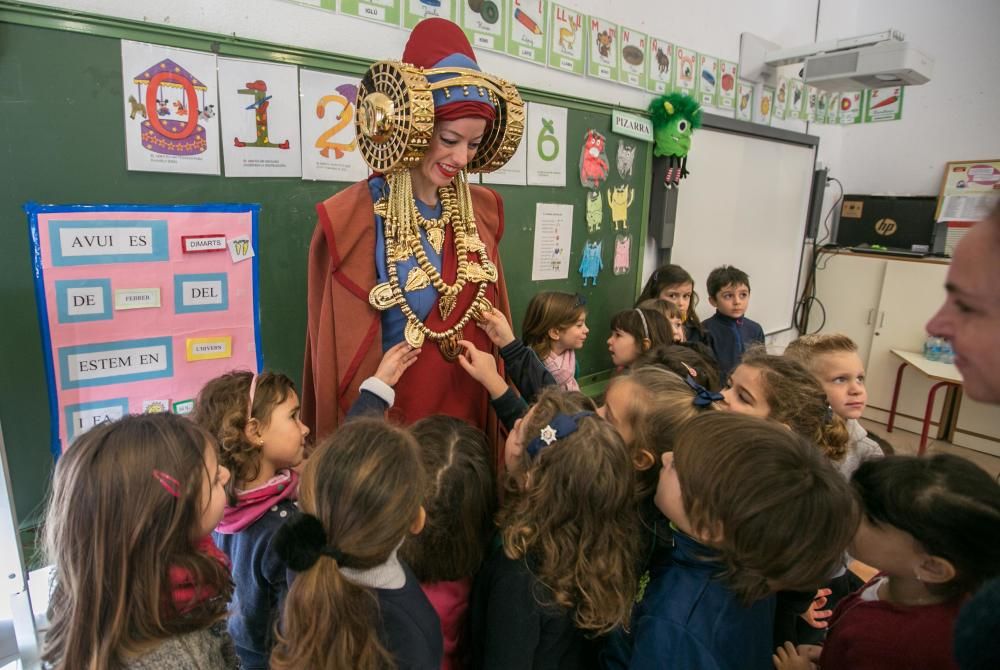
xmin=887 ymin=349 xmax=963 ymax=455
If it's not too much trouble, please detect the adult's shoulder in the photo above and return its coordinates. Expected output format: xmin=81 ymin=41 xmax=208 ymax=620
xmin=313 ymin=178 xmax=379 ymax=268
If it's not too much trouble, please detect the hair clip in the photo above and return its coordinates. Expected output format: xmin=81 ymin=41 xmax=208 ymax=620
xmin=152 ymin=469 xmax=180 ymax=498
xmin=574 ymin=293 xmax=587 ymax=308
xmin=684 ymin=375 xmax=723 ymax=408
xmin=634 ymin=308 xmax=650 ymax=340
xmin=525 ymin=411 xmax=594 ymax=458
xmin=247 ymin=372 xmax=259 ymax=419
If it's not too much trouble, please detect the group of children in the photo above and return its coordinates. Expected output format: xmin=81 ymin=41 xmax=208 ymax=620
xmin=40 ymin=261 xmax=1000 ymax=670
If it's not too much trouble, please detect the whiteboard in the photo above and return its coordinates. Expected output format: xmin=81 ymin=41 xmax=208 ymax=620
xmin=671 ymin=129 xmax=816 ymax=334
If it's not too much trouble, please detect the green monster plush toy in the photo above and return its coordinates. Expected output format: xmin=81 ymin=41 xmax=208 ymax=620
xmin=649 ymin=92 xmax=702 ymax=188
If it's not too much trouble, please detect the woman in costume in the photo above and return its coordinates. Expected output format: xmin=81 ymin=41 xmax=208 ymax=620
xmin=302 ymin=18 xmax=523 ymax=443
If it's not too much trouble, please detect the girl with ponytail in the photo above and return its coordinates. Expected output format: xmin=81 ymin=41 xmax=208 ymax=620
xmin=271 ymin=419 xmax=438 ymax=670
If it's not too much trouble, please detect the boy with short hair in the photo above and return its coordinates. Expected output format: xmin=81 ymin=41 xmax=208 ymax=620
xmin=605 ymin=412 xmax=858 ymax=670
xmin=703 ymin=265 xmax=765 ymax=381
xmin=785 ymin=333 xmax=884 ymax=479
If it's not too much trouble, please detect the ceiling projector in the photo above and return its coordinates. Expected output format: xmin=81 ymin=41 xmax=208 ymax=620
xmin=740 ymin=30 xmax=933 ymax=92
xmin=803 ymin=41 xmax=932 ymax=91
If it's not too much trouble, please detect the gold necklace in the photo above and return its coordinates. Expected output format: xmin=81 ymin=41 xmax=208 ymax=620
xmin=368 ymin=170 xmax=497 ymax=358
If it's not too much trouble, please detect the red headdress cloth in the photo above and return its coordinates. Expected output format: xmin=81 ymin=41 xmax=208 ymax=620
xmin=402 ymin=18 xmax=497 ymax=122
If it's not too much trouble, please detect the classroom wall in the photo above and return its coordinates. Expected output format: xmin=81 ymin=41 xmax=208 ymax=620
xmin=26 ymin=0 xmax=995 ymax=194
xmin=832 ymin=0 xmax=1000 ymax=195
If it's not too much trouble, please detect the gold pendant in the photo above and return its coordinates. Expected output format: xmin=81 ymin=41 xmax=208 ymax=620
xmin=373 ymin=198 xmax=389 ymax=219
xmin=404 ymin=266 xmax=431 ymax=293
xmin=438 ymin=294 xmax=458 ymax=320
xmin=439 ymin=336 xmax=462 ymax=362
xmin=464 ymin=232 xmax=486 ymax=253
xmin=404 ymin=319 xmax=426 ymax=348
xmin=466 ymin=260 xmax=499 ymax=284
xmin=368 ymin=282 xmax=398 ymax=311
xmin=426 ymin=227 xmax=445 ymax=255
xmin=387 ymin=241 xmax=413 ymax=263
xmin=470 ymin=296 xmax=494 ymax=322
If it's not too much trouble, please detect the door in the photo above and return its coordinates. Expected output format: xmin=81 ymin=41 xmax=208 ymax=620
xmin=809 ymin=252 xmax=885 ymax=364
xmin=863 ymin=259 xmax=950 ymax=434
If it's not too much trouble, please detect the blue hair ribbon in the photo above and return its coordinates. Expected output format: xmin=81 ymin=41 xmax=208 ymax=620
xmin=684 ymin=375 xmax=723 ymax=408
xmin=525 ymin=411 xmax=594 ymax=458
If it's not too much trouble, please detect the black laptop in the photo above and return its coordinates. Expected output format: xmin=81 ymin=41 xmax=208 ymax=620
xmin=835 ymin=195 xmax=938 ymax=256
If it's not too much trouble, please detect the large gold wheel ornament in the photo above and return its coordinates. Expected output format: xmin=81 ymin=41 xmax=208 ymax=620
xmin=357 ymin=61 xmax=435 ymax=173
xmin=355 ymin=60 xmax=524 ymax=175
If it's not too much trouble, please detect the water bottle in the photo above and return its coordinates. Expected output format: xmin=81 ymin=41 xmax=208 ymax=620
xmin=926 ymin=336 xmax=942 ymax=362
xmin=939 ymin=340 xmax=955 ymax=364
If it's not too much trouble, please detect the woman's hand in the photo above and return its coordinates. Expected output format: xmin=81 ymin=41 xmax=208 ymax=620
xmin=457 ymin=340 xmax=508 ymax=399
xmin=772 ymin=642 xmax=821 ymax=670
xmin=373 ymin=341 xmax=421 ymax=387
xmin=477 ymin=309 xmax=516 ymax=348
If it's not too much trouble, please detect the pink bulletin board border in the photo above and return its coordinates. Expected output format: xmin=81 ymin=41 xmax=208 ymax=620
xmin=24 ymin=202 xmax=262 ymax=458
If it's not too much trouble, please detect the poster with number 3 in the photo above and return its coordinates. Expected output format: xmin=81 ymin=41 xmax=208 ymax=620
xmin=299 ymin=69 xmax=370 ymax=182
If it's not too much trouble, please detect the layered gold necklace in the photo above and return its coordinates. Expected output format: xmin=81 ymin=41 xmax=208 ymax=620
xmin=368 ymin=169 xmax=497 ymax=359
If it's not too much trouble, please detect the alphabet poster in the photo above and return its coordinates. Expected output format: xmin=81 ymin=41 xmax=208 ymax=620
xmin=25 ymin=203 xmax=261 ymax=456
xmin=121 ymin=40 xmax=221 ymax=175
xmin=617 ymin=26 xmax=647 ymax=90
xmin=547 ymin=3 xmax=584 ymax=75
xmin=673 ymin=46 xmax=697 ymax=93
xmin=403 ymin=0 xmax=456 ymax=28
xmin=340 ymin=0 xmax=401 ymax=25
xmin=587 ymin=16 xmax=619 ymax=82
xmin=526 ymin=102 xmax=568 ymax=187
xmin=218 ymin=58 xmax=302 ymax=177
xmin=506 ymin=0 xmax=548 ymax=65
xmin=460 ymin=0 xmax=507 ymax=51
xmin=299 ymin=69 xmax=370 ymax=182
xmin=646 ymin=37 xmax=673 ymax=94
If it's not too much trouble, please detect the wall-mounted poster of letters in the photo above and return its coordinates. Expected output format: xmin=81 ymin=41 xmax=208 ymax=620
xmin=25 ymin=203 xmax=262 ymax=456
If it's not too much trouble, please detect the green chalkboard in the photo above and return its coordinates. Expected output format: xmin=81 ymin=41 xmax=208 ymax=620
xmin=0 ymin=9 xmax=650 ymax=529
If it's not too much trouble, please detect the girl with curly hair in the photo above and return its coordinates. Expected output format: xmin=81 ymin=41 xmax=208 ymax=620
xmin=191 ymin=370 xmax=309 ymax=669
xmin=470 ymin=388 xmax=639 ymax=668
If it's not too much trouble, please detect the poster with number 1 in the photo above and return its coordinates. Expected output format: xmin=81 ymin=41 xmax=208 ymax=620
xmin=218 ymin=58 xmax=302 ymax=177
xmin=299 ymin=69 xmax=369 ymax=182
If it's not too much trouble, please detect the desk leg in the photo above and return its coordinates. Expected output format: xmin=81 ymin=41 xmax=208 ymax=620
xmin=920 ymin=382 xmax=954 ymax=456
xmin=887 ymin=362 xmax=907 ymax=433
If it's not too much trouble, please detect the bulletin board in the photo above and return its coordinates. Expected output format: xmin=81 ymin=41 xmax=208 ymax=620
xmin=26 ymin=203 xmax=261 ymax=456
xmin=0 ymin=10 xmax=652 ymax=526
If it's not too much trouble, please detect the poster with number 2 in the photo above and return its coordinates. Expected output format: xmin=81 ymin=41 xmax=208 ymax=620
xmin=299 ymin=69 xmax=370 ymax=182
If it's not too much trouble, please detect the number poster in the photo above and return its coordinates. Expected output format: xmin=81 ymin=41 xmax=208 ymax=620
xmin=121 ymin=40 xmax=221 ymax=175
xmin=299 ymin=69 xmax=370 ymax=182
xmin=218 ymin=57 xmax=302 ymax=178
xmin=26 ymin=203 xmax=261 ymax=455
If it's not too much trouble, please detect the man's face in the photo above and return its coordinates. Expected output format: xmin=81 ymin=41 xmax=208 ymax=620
xmin=926 ymin=221 xmax=1000 ymax=403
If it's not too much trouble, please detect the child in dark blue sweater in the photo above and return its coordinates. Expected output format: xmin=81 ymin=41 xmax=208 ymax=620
xmin=702 ymin=265 xmax=765 ymax=381
xmin=193 ymin=371 xmax=311 ymax=669
xmin=603 ymin=412 xmax=857 ymax=670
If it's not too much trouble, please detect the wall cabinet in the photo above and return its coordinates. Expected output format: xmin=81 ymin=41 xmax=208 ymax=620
xmin=809 ymin=251 xmax=1000 ymax=457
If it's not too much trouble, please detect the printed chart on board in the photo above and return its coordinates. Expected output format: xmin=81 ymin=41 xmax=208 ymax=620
xmin=25 ymin=203 xmax=262 ymax=455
